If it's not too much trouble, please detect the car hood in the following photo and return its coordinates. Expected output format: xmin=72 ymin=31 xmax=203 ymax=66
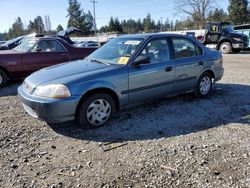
xmin=25 ymin=59 xmax=117 ymax=87
xmin=224 ymin=30 xmax=246 ymax=38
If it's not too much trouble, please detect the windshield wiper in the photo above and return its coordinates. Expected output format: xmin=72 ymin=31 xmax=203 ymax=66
xmin=87 ymin=58 xmax=110 ymax=66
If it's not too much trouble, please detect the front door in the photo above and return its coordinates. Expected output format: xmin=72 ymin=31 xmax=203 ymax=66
xmin=22 ymin=39 xmax=70 ymax=76
xmin=127 ymin=38 xmax=175 ymax=105
xmin=206 ymin=23 xmax=221 ymax=44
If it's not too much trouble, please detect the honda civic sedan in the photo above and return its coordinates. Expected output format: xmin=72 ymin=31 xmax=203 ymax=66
xmin=18 ymin=33 xmax=224 ymax=128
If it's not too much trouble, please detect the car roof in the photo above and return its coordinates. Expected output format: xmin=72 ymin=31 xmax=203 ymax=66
xmin=118 ymin=33 xmax=194 ymax=39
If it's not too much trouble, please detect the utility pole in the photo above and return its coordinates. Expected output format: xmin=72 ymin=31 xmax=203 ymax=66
xmin=90 ymin=0 xmax=98 ymax=34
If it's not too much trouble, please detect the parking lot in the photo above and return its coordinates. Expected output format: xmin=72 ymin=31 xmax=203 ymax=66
xmin=0 ymin=53 xmax=250 ymax=187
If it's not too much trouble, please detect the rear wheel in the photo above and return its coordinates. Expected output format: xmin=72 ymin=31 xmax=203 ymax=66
xmin=77 ymin=93 xmax=115 ymax=129
xmin=0 ymin=69 xmax=8 ymax=88
xmin=219 ymin=42 xmax=232 ymax=54
xmin=195 ymin=72 xmax=212 ymax=97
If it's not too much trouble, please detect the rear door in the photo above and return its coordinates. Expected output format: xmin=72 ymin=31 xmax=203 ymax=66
xmin=170 ymin=37 xmax=204 ymax=93
xmin=127 ymin=38 xmax=175 ymax=105
xmin=22 ymin=39 xmax=70 ymax=76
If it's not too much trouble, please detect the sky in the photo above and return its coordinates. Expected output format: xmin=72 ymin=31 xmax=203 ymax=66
xmin=0 ymin=0 xmax=229 ymax=33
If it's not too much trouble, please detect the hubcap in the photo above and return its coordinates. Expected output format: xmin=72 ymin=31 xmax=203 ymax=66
xmin=199 ymin=76 xmax=211 ymax=95
xmin=86 ymin=99 xmax=111 ymax=126
xmin=220 ymin=44 xmax=230 ymax=53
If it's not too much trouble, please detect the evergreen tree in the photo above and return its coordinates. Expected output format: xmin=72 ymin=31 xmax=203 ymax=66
xmin=67 ymin=0 xmax=94 ymax=35
xmin=228 ymin=0 xmax=248 ymax=24
xmin=8 ymin=17 xmax=25 ymax=38
xmin=143 ymin=13 xmax=152 ymax=33
xmin=108 ymin=17 xmax=116 ymax=32
xmin=56 ymin=24 xmax=64 ymax=32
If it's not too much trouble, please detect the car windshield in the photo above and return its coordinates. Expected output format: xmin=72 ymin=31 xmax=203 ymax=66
xmin=12 ymin=37 xmax=38 ymax=52
xmin=221 ymin=23 xmax=234 ymax=32
xmin=87 ymin=37 xmax=144 ymax=65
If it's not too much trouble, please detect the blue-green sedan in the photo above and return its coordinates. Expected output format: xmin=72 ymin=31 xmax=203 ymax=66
xmin=18 ymin=33 xmax=224 ymax=128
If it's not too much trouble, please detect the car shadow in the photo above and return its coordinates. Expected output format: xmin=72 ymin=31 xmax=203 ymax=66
xmin=49 ymin=83 xmax=250 ymax=142
xmin=0 ymin=81 xmax=21 ymax=97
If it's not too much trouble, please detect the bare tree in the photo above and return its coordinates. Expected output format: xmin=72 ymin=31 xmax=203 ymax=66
xmin=174 ymin=0 xmax=215 ymax=29
xmin=44 ymin=15 xmax=52 ymax=32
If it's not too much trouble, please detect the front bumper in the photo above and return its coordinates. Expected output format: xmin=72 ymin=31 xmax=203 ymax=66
xmin=232 ymin=41 xmax=248 ymax=49
xmin=214 ymin=67 xmax=224 ymax=82
xmin=18 ymin=86 xmax=80 ymax=123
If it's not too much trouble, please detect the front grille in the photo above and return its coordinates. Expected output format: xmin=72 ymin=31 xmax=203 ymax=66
xmin=22 ymin=81 xmax=34 ymax=94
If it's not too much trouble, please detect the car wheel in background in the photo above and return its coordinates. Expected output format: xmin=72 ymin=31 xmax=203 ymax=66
xmin=219 ymin=42 xmax=232 ymax=54
xmin=195 ymin=72 xmax=212 ymax=97
xmin=77 ymin=93 xmax=115 ymax=128
xmin=0 ymin=69 xmax=8 ymax=88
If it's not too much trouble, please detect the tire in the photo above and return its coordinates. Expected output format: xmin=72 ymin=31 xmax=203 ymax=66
xmin=194 ymin=72 xmax=212 ymax=98
xmin=76 ymin=93 xmax=115 ymax=129
xmin=232 ymin=49 xmax=241 ymax=53
xmin=0 ymin=69 xmax=8 ymax=88
xmin=219 ymin=42 xmax=232 ymax=54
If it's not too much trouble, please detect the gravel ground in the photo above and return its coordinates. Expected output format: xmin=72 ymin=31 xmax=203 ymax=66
xmin=0 ymin=53 xmax=250 ymax=188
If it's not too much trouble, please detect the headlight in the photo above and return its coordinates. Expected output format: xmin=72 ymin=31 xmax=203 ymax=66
xmin=34 ymin=84 xmax=71 ymax=98
xmin=233 ymin=37 xmax=242 ymax=42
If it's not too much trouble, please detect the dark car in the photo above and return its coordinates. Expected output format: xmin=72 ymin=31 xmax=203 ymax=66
xmin=75 ymin=41 xmax=100 ymax=47
xmin=19 ymin=33 xmax=224 ymax=128
xmin=0 ymin=33 xmax=97 ymax=88
xmin=0 ymin=36 xmax=24 ymax=51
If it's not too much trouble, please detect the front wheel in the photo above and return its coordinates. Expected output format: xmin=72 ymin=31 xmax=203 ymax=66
xmin=219 ymin=42 xmax=232 ymax=54
xmin=0 ymin=69 xmax=8 ymax=88
xmin=195 ymin=72 xmax=212 ymax=97
xmin=76 ymin=93 xmax=115 ymax=129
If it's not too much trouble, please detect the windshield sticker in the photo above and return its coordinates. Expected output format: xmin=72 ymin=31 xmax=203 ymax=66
xmin=124 ymin=40 xmax=141 ymax=45
xmin=118 ymin=57 xmax=129 ymax=64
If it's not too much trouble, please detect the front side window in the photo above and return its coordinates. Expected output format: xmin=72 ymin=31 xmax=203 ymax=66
xmin=88 ymin=37 xmax=144 ymax=65
xmin=172 ymin=38 xmax=203 ymax=59
xmin=139 ymin=39 xmax=170 ymax=64
xmin=31 ymin=40 xmax=66 ymax=52
xmin=210 ymin=25 xmax=219 ymax=33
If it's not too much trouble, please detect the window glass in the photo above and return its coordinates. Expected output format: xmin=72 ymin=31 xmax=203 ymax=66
xmin=139 ymin=39 xmax=169 ymax=64
xmin=210 ymin=25 xmax=219 ymax=33
xmin=88 ymin=37 xmax=144 ymax=65
xmin=12 ymin=37 xmax=38 ymax=52
xmin=31 ymin=40 xmax=66 ymax=52
xmin=196 ymin=45 xmax=203 ymax=56
xmin=172 ymin=38 xmax=202 ymax=59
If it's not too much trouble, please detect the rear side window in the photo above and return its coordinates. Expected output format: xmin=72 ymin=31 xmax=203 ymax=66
xmin=172 ymin=38 xmax=203 ymax=59
xmin=31 ymin=40 xmax=66 ymax=52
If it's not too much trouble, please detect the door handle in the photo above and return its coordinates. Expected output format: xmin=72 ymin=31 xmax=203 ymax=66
xmin=198 ymin=61 xmax=204 ymax=65
xmin=61 ymin=54 xmax=68 ymax=56
xmin=165 ymin=66 xmax=172 ymax=72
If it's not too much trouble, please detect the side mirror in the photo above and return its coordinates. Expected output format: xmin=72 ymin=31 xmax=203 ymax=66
xmin=133 ymin=55 xmax=150 ymax=67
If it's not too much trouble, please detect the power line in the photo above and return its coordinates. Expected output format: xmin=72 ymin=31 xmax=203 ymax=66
xmin=90 ymin=0 xmax=98 ymax=33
